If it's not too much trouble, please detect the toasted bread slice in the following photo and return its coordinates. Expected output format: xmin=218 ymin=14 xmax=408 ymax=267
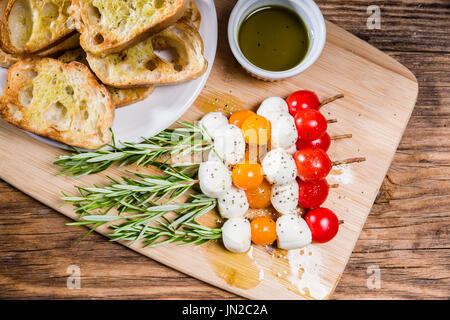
xmin=58 ymin=48 xmax=154 ymax=107
xmin=0 ymin=0 xmax=18 ymax=67
xmin=1 ymin=0 xmax=76 ymax=55
xmin=71 ymin=0 xmax=188 ymax=55
xmin=86 ymin=22 xmax=207 ymax=88
xmin=0 ymin=1 xmax=79 ymax=67
xmin=181 ymin=0 xmax=201 ymax=29
xmin=0 ymin=58 xmax=114 ymax=149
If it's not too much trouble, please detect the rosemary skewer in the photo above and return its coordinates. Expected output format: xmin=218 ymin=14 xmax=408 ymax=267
xmin=54 ymin=121 xmax=212 ymax=177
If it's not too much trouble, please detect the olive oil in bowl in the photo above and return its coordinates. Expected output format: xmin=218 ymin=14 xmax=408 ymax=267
xmin=238 ymin=5 xmax=310 ymax=72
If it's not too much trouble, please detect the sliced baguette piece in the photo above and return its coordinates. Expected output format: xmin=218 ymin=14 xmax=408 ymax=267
xmin=0 ymin=1 xmax=79 ymax=68
xmin=0 ymin=57 xmax=114 ymax=149
xmin=58 ymin=48 xmax=154 ymax=107
xmin=71 ymin=0 xmax=188 ymax=55
xmin=1 ymin=0 xmax=76 ymax=55
xmin=0 ymin=0 xmax=18 ymax=67
xmin=86 ymin=22 xmax=207 ymax=88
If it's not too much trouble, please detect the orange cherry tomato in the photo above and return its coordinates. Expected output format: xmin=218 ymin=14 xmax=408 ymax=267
xmin=229 ymin=110 xmax=256 ymax=128
xmin=232 ymin=162 xmax=264 ymax=190
xmin=242 ymin=114 xmax=271 ymax=146
xmin=245 ymin=179 xmax=272 ymax=209
xmin=250 ymin=216 xmax=277 ymax=246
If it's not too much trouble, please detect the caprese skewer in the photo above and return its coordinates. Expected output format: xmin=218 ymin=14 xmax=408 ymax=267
xmin=198 ymin=90 xmax=365 ymax=253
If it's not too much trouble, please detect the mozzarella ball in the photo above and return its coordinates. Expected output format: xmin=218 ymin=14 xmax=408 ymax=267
xmin=257 ymin=97 xmax=289 ymax=119
xmin=218 ymin=186 xmax=249 ymax=219
xmin=269 ymin=112 xmax=298 ymax=149
xmin=276 ymin=215 xmax=312 ymax=250
xmin=213 ymin=124 xmax=245 ymax=165
xmin=262 ymin=148 xmax=297 ymax=185
xmin=198 ymin=161 xmax=232 ymax=198
xmin=199 ymin=112 xmax=228 ymax=139
xmin=271 ymin=180 xmax=299 ymax=215
xmin=222 ymin=218 xmax=251 ymax=253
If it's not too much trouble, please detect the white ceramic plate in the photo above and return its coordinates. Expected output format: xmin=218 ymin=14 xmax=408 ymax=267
xmin=0 ymin=0 xmax=217 ymax=150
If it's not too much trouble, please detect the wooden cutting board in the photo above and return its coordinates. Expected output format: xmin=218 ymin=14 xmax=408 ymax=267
xmin=0 ymin=1 xmax=418 ymax=299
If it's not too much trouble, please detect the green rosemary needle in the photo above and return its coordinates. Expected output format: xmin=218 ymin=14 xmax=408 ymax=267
xmin=54 ymin=121 xmax=213 ymax=177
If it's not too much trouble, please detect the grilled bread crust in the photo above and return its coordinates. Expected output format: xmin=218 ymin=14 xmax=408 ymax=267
xmin=0 ymin=58 xmax=114 ymax=149
xmin=1 ymin=0 xmax=76 ymax=55
xmin=71 ymin=0 xmax=188 ymax=56
xmin=181 ymin=0 xmax=201 ymax=29
xmin=0 ymin=48 xmax=18 ymax=68
xmin=86 ymin=22 xmax=207 ymax=88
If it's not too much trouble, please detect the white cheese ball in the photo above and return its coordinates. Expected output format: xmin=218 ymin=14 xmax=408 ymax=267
xmin=199 ymin=112 xmax=228 ymax=139
xmin=218 ymin=186 xmax=249 ymax=219
xmin=269 ymin=112 xmax=298 ymax=149
xmin=271 ymin=180 xmax=299 ymax=215
xmin=222 ymin=218 xmax=251 ymax=253
xmin=276 ymin=215 xmax=312 ymax=250
xmin=198 ymin=161 xmax=232 ymax=198
xmin=262 ymin=148 xmax=297 ymax=185
xmin=213 ymin=124 xmax=245 ymax=165
xmin=257 ymin=97 xmax=289 ymax=119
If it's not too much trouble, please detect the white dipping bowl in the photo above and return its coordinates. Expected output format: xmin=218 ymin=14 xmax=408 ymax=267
xmin=228 ymin=0 xmax=326 ymax=81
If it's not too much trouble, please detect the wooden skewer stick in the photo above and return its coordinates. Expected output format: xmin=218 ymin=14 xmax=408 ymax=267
xmin=330 ymin=133 xmax=352 ymax=140
xmin=329 ymin=184 xmax=339 ymax=188
xmin=332 ymin=157 xmax=366 ymax=166
xmin=321 ymin=94 xmax=344 ymax=107
xmin=327 ymin=119 xmax=338 ymax=124
xmin=338 ymin=220 xmax=344 ymax=225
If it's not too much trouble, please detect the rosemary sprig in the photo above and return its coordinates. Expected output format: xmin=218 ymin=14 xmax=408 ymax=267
xmin=68 ymin=194 xmax=220 ymax=246
xmin=54 ymin=121 xmax=212 ymax=177
xmin=61 ymin=164 xmax=200 ymax=217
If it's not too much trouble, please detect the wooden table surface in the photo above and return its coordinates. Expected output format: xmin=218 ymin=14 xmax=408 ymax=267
xmin=0 ymin=0 xmax=449 ymax=300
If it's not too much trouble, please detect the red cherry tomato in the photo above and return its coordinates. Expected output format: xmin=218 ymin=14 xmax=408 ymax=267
xmin=294 ymin=148 xmax=332 ymax=181
xmin=297 ymin=178 xmax=329 ymax=209
xmin=305 ymin=208 xmax=339 ymax=243
xmin=294 ymin=109 xmax=327 ymax=141
xmin=296 ymin=132 xmax=331 ymax=152
xmin=286 ymin=90 xmax=320 ymax=116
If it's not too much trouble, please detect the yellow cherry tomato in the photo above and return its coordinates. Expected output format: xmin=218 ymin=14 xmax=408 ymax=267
xmin=232 ymin=162 xmax=264 ymax=190
xmin=250 ymin=216 xmax=277 ymax=246
xmin=241 ymin=114 xmax=271 ymax=146
xmin=229 ymin=110 xmax=256 ymax=128
xmin=245 ymin=179 xmax=272 ymax=209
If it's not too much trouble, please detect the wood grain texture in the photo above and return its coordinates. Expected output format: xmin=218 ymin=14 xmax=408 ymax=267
xmin=0 ymin=0 xmax=448 ymax=299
